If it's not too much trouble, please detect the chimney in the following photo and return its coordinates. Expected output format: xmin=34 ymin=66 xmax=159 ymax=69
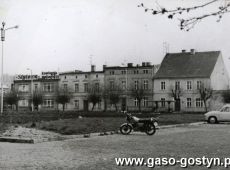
xmin=103 ymin=65 xmax=107 ymax=71
xmin=146 ymin=62 xmax=151 ymax=66
xmin=182 ymin=49 xmax=186 ymax=53
xmin=91 ymin=65 xmax=95 ymax=72
xmin=127 ymin=63 xmax=133 ymax=67
xmin=190 ymin=49 xmax=196 ymax=55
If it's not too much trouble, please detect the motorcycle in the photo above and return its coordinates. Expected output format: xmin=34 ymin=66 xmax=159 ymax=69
xmin=120 ymin=111 xmax=159 ymax=135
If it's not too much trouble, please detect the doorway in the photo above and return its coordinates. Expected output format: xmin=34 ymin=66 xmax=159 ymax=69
xmin=84 ymin=100 xmax=88 ymax=111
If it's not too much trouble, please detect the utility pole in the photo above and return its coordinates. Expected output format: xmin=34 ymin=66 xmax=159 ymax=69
xmin=0 ymin=22 xmax=18 ymax=115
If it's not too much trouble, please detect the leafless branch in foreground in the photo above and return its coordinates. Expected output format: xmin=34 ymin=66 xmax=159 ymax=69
xmin=138 ymin=0 xmax=230 ymax=31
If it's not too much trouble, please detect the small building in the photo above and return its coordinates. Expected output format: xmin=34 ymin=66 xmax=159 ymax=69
xmin=153 ymin=49 xmax=229 ymax=112
xmin=13 ymin=72 xmax=59 ymax=111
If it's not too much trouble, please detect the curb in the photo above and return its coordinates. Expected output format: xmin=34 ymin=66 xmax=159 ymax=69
xmin=0 ymin=122 xmax=205 ymax=143
xmin=159 ymin=122 xmax=205 ymax=129
xmin=0 ymin=137 xmax=34 ymax=144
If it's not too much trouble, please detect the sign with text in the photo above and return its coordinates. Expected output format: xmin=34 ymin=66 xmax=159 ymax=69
xmin=41 ymin=72 xmax=59 ymax=79
xmin=15 ymin=75 xmax=39 ymax=80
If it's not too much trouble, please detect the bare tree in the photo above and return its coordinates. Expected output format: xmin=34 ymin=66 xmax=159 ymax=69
xmin=199 ymin=84 xmax=213 ymax=112
xmin=5 ymin=90 xmax=20 ymax=111
xmin=56 ymin=87 xmax=72 ymax=111
xmin=138 ymin=0 xmax=230 ymax=31
xmin=32 ymin=90 xmax=43 ymax=111
xmin=87 ymin=83 xmax=102 ymax=111
xmin=101 ymin=86 xmax=109 ymax=112
xmin=107 ymin=83 xmax=123 ymax=111
xmin=169 ymin=85 xmax=183 ymax=100
xmin=130 ymin=84 xmax=147 ymax=112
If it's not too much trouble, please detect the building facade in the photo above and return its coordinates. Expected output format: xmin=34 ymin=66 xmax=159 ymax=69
xmin=58 ymin=65 xmax=104 ymax=111
xmin=153 ymin=50 xmax=229 ymax=112
xmin=104 ymin=62 xmax=160 ymax=111
xmin=13 ymin=72 xmax=59 ymax=110
xmin=11 ymin=50 xmax=229 ymax=112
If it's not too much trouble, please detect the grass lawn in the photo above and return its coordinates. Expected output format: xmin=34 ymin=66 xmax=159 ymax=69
xmin=31 ymin=113 xmax=205 ymax=135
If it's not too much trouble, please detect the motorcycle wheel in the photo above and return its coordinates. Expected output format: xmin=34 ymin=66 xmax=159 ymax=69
xmin=120 ymin=124 xmax=132 ymax=135
xmin=145 ymin=124 xmax=156 ymax=135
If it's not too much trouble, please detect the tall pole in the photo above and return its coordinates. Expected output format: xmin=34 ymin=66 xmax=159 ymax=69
xmin=0 ymin=22 xmax=18 ymax=115
xmin=1 ymin=39 xmax=3 ymax=115
xmin=1 ymin=22 xmax=5 ymax=115
xmin=27 ymin=68 xmax=33 ymax=111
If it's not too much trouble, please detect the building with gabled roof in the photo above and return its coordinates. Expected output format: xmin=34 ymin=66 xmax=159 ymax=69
xmin=153 ymin=49 xmax=229 ymax=112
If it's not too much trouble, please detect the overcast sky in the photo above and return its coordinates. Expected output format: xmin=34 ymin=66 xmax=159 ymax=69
xmin=0 ymin=0 xmax=230 ymax=75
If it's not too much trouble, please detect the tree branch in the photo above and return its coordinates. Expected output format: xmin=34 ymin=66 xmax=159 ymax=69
xmin=138 ymin=0 xmax=230 ymax=30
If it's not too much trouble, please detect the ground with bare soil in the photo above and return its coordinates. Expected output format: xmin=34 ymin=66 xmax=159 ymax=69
xmin=0 ymin=123 xmax=229 ymax=169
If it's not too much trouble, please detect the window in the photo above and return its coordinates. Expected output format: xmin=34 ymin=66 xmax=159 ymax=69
xmin=34 ymin=84 xmax=38 ymax=91
xmin=134 ymin=70 xmax=139 ymax=74
xmin=76 ymin=75 xmax=78 ymax=79
xmin=110 ymin=81 xmax=114 ymax=90
xmin=95 ymin=83 xmax=99 ymax=92
xmin=197 ymin=81 xmax=202 ymax=90
xmin=122 ymin=81 xmax=126 ymax=90
xmin=143 ymin=69 xmax=149 ymax=74
xmin=161 ymin=82 xmax=165 ymax=90
xmin=221 ymin=107 xmax=230 ymax=112
xmin=18 ymin=99 xmax=28 ymax=106
xmin=43 ymin=83 xmax=54 ymax=92
xmin=43 ymin=99 xmax=54 ymax=108
xmin=63 ymin=84 xmax=68 ymax=91
xmin=144 ymin=80 xmax=148 ymax=90
xmin=64 ymin=76 xmax=66 ymax=79
xmin=121 ymin=70 xmax=126 ymax=74
xmin=18 ymin=84 xmax=29 ymax=92
xmin=75 ymin=84 xmax=79 ymax=92
xmin=134 ymin=98 xmax=139 ymax=107
xmin=96 ymin=74 xmax=98 ymax=78
xmin=85 ymin=75 xmax=88 ymax=79
xmin=175 ymin=81 xmax=180 ymax=90
xmin=187 ymin=98 xmax=192 ymax=108
xmin=134 ymin=80 xmax=139 ymax=90
xmin=143 ymin=97 xmax=148 ymax=107
xmin=161 ymin=98 xmax=166 ymax=107
xmin=195 ymin=98 xmax=203 ymax=107
xmin=110 ymin=71 xmax=114 ymax=75
xmin=74 ymin=100 xmax=79 ymax=109
xmin=84 ymin=83 xmax=88 ymax=92
xmin=187 ymin=81 xmax=192 ymax=90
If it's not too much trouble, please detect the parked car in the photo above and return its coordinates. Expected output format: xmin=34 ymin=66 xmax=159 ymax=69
xmin=205 ymin=104 xmax=230 ymax=124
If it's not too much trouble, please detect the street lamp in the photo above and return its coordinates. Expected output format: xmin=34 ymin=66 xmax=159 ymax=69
xmin=27 ymin=68 xmax=34 ymax=112
xmin=0 ymin=22 xmax=18 ymax=115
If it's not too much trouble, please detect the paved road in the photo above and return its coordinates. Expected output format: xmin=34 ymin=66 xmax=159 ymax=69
xmin=0 ymin=123 xmax=230 ymax=169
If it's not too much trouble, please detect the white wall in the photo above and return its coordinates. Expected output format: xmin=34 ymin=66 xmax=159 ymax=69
xmin=210 ymin=53 xmax=230 ymax=90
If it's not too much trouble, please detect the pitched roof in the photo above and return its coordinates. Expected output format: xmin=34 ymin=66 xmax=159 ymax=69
xmin=154 ymin=51 xmax=220 ymax=79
